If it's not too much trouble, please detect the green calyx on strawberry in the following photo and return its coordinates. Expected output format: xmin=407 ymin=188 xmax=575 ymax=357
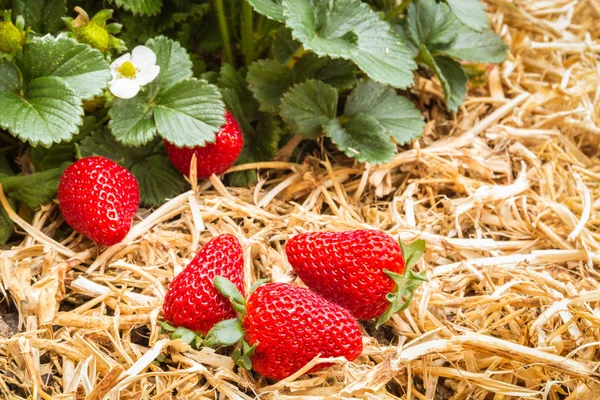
xmin=285 ymin=230 xmax=428 ymax=328
xmin=377 ymin=239 xmax=428 ymax=327
xmin=204 ymin=277 xmax=363 ymax=380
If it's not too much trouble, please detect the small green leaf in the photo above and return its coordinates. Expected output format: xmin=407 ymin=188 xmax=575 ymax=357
xmin=446 ymin=0 xmax=490 ymax=32
xmin=217 ymin=64 xmax=256 ymax=120
xmin=280 ymin=80 xmax=338 ymax=139
xmin=1 ymin=164 xmax=69 ymax=209
xmin=283 ymin=0 xmax=417 ymax=88
xmin=0 ymin=77 xmax=83 ymax=147
xmin=247 ymin=59 xmax=291 ymax=113
xmin=433 ymin=27 xmax=508 ymax=64
xmin=214 ymin=276 xmax=246 ymax=308
xmin=407 ymin=0 xmax=460 ymax=47
xmin=236 ymin=355 xmax=253 ymax=370
xmin=17 ymin=36 xmax=111 ymax=100
xmin=161 ymin=321 xmax=176 ymax=332
xmin=376 ymin=267 xmax=428 ymax=328
xmin=399 ymin=239 xmax=426 ymax=269
xmin=0 ymin=60 xmax=21 ymax=92
xmin=419 ymin=47 xmax=467 ymax=112
xmin=14 ymin=0 xmax=67 ymax=34
xmin=324 ymin=115 xmax=396 ymax=164
xmin=79 ymin=129 xmax=155 ymax=166
xmin=154 ymin=78 xmax=226 ymax=147
xmin=344 ymin=79 xmax=424 ymax=145
xmin=250 ymin=279 xmax=268 ymax=294
xmin=205 ymin=318 xmax=245 ymax=347
xmin=0 ymin=205 xmax=14 ymax=245
xmin=111 ymin=0 xmax=163 ymax=16
xmin=248 ymin=0 xmax=284 ymax=21
xmin=172 ymin=326 xmax=197 ymax=344
xmin=146 ymin=36 xmax=193 ymax=92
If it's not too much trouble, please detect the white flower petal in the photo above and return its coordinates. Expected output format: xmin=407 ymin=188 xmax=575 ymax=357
xmin=110 ymin=79 xmax=141 ymax=99
xmin=131 ymin=46 xmax=157 ymax=68
xmin=110 ymin=53 xmax=131 ymax=70
xmin=135 ymin=65 xmax=160 ymax=86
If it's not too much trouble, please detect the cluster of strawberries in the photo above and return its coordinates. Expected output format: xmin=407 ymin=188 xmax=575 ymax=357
xmin=55 ymin=110 xmax=426 ymax=381
xmin=161 ymin=231 xmax=426 ymax=381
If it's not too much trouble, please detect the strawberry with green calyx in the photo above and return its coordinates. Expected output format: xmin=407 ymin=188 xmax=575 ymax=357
xmin=285 ymin=230 xmax=428 ymax=328
xmin=205 ymin=277 xmax=363 ymax=380
xmin=162 ymin=234 xmax=245 ymax=343
xmin=0 ymin=10 xmax=25 ymax=58
xmin=63 ymin=7 xmax=126 ymax=53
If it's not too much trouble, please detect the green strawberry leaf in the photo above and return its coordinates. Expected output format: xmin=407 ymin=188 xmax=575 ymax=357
xmin=205 ymin=318 xmax=245 ymax=347
xmin=247 ymin=0 xmax=284 ymax=21
xmin=214 ymin=276 xmax=246 ymax=314
xmin=247 ymin=59 xmax=291 ymax=113
xmin=0 ymin=60 xmax=21 ymax=92
xmin=154 ymin=78 xmax=226 ymax=147
xmin=324 ymin=115 xmax=396 ymax=164
xmin=291 ymin=53 xmax=357 ymax=90
xmin=399 ymin=239 xmax=426 ymax=269
xmin=446 ymin=0 xmax=490 ymax=32
xmin=145 ymin=36 xmax=193 ymax=92
xmin=172 ymin=326 xmax=197 ymax=344
xmin=280 ymin=80 xmax=338 ymax=139
xmin=111 ymin=0 xmax=163 ymax=16
xmin=217 ymin=64 xmax=257 ymax=120
xmin=0 ymin=204 xmax=14 ymax=245
xmin=79 ymin=129 xmax=185 ymax=206
xmin=432 ymin=26 xmax=508 ymax=64
xmin=418 ymin=47 xmax=467 ymax=112
xmin=108 ymin=87 xmax=158 ymax=146
xmin=17 ymin=36 xmax=111 ymax=100
xmin=0 ymin=77 xmax=83 ymax=147
xmin=14 ymin=0 xmax=67 ymax=34
xmin=0 ymin=164 xmax=69 ymax=209
xmin=131 ymin=155 xmax=186 ymax=206
xmin=344 ymin=79 xmax=424 ymax=145
xmin=406 ymin=0 xmax=460 ymax=47
xmin=283 ymin=0 xmax=416 ymax=88
xmin=272 ymin=26 xmax=301 ymax=64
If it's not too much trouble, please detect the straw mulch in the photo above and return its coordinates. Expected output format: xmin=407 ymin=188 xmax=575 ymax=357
xmin=2 ymin=1 xmax=600 ymax=399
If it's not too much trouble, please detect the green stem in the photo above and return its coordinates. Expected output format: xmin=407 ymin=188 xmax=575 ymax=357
xmin=241 ymin=1 xmax=255 ymax=66
xmin=215 ymin=0 xmax=234 ymax=66
xmin=383 ymin=0 xmax=413 ymax=21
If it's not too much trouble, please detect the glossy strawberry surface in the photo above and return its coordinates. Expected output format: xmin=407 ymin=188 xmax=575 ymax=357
xmin=58 ymin=156 xmax=139 ymax=246
xmin=243 ymin=282 xmax=363 ymax=380
xmin=164 ymin=110 xmax=243 ymax=179
xmin=286 ymin=230 xmax=406 ymax=320
xmin=163 ymin=234 xmax=245 ymax=334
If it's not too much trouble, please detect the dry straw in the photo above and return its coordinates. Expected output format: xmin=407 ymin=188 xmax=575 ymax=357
xmin=2 ymin=0 xmax=600 ymax=398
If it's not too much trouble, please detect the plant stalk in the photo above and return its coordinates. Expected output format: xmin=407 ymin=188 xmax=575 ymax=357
xmin=241 ymin=1 xmax=255 ymax=66
xmin=384 ymin=0 xmax=413 ymax=21
xmin=215 ymin=0 xmax=235 ymax=66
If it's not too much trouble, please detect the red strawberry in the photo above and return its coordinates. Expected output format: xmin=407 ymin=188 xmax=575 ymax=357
xmin=164 ymin=110 xmax=243 ymax=179
xmin=58 ymin=156 xmax=139 ymax=246
xmin=286 ymin=230 xmax=427 ymax=325
xmin=163 ymin=234 xmax=245 ymax=334
xmin=243 ymin=282 xmax=362 ymax=380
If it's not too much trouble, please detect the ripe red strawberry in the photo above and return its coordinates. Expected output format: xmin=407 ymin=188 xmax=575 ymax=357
xmin=58 ymin=156 xmax=139 ymax=246
xmin=164 ymin=110 xmax=243 ymax=179
xmin=163 ymin=234 xmax=245 ymax=334
xmin=286 ymin=230 xmax=427 ymax=325
xmin=243 ymin=282 xmax=362 ymax=380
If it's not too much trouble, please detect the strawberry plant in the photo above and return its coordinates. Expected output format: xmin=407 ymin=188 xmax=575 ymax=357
xmin=0 ymin=0 xmax=507 ymax=245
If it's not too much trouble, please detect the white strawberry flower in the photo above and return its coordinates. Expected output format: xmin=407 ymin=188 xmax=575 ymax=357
xmin=109 ymin=45 xmax=160 ymax=99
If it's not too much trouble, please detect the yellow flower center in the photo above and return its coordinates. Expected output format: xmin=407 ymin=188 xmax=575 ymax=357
xmin=0 ymin=21 xmax=24 ymax=53
xmin=118 ymin=61 xmax=137 ymax=79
